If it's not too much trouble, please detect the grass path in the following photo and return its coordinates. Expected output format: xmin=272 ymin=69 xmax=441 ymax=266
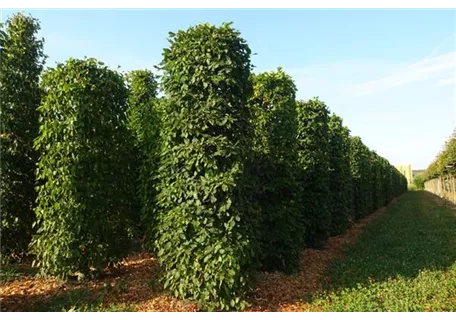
xmin=303 ymin=191 xmax=456 ymax=311
xmin=1 ymin=191 xmax=455 ymax=311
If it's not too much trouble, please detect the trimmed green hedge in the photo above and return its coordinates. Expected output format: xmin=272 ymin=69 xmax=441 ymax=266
xmin=0 ymin=14 xmax=409 ymax=311
xmin=0 ymin=13 xmax=45 ymax=261
xmin=350 ymin=136 xmax=407 ymax=221
xmin=423 ymin=137 xmax=456 ymax=181
xmin=350 ymin=136 xmax=370 ymax=219
xmin=31 ymin=58 xmax=136 ymax=278
xmin=328 ymin=114 xmax=353 ymax=236
xmin=370 ymin=152 xmax=384 ymax=211
xmin=126 ymin=70 xmax=160 ymax=240
xmin=152 ymin=23 xmax=256 ymax=311
xmin=248 ymin=68 xmax=302 ymax=273
xmin=383 ymin=160 xmax=394 ymax=204
xmin=296 ymin=98 xmax=331 ymax=248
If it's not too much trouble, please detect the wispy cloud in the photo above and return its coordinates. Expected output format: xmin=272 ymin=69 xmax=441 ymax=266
xmin=285 ymin=59 xmax=400 ymax=104
xmin=263 ymin=38 xmax=456 ymax=170
xmin=437 ymin=77 xmax=456 ymax=86
xmin=350 ymin=51 xmax=456 ymax=97
xmin=423 ymin=33 xmax=456 ymax=60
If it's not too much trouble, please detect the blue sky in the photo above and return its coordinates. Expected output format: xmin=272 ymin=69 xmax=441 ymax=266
xmin=2 ymin=9 xmax=455 ymax=169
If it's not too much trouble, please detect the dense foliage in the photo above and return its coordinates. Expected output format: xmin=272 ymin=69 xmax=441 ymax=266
xmin=350 ymin=136 xmax=406 ymax=220
xmin=126 ymin=70 xmax=160 ymax=239
xmin=0 ymin=22 xmax=6 ymax=57
xmin=248 ymin=68 xmax=301 ymax=273
xmin=31 ymin=58 xmax=136 ymax=278
xmin=152 ymin=23 xmax=256 ymax=310
xmin=0 ymin=13 xmax=46 ymax=261
xmin=296 ymin=98 xmax=331 ymax=248
xmin=328 ymin=114 xmax=353 ymax=236
xmin=1 ymin=12 xmax=408 ymax=311
xmin=350 ymin=136 xmax=371 ymax=219
xmin=383 ymin=159 xmax=394 ymax=205
xmin=423 ymin=137 xmax=456 ymax=181
xmin=413 ymin=174 xmax=425 ymax=190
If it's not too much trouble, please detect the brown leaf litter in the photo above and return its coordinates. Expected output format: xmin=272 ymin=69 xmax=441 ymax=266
xmin=1 ymin=197 xmax=402 ymax=312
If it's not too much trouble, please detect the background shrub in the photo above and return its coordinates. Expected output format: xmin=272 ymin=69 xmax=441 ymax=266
xmin=296 ymin=98 xmax=331 ymax=248
xmin=328 ymin=114 xmax=353 ymax=236
xmin=126 ymin=70 xmax=160 ymax=241
xmin=248 ymin=68 xmax=302 ymax=273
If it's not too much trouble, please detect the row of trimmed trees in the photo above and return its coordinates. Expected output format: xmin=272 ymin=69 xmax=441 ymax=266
xmin=419 ymin=136 xmax=456 ymax=199
xmin=0 ymin=14 xmax=407 ymax=310
xmin=422 ymin=137 xmax=456 ymax=182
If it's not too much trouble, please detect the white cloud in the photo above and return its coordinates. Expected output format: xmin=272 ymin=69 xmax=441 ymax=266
xmin=268 ymin=46 xmax=456 ymax=170
xmin=437 ymin=77 xmax=456 ymax=86
xmin=350 ymin=51 xmax=456 ymax=97
xmin=423 ymin=32 xmax=456 ymax=60
xmin=285 ymin=59 xmax=399 ymax=105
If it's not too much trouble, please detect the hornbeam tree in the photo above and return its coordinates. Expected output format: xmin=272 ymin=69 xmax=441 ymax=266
xmin=0 ymin=13 xmax=46 ymax=260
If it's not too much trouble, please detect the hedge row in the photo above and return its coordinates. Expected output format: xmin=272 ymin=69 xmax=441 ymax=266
xmin=422 ymin=137 xmax=456 ymax=182
xmin=0 ymin=15 xmax=408 ymax=310
xmin=328 ymin=114 xmax=353 ymax=236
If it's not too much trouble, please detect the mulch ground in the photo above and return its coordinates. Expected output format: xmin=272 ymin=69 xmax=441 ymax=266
xmin=0 ymin=198 xmax=400 ymax=312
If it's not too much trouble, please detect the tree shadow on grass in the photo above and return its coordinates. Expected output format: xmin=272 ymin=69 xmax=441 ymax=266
xmin=247 ymin=191 xmax=456 ymax=311
xmin=4 ymin=192 xmax=454 ymax=312
xmin=246 ymin=198 xmax=397 ymax=311
xmin=319 ymin=191 xmax=456 ymax=291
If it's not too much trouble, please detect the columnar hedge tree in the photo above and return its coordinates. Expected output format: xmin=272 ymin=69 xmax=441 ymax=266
xmin=349 ymin=136 xmax=406 ymax=220
xmin=153 ymin=23 xmax=256 ymax=310
xmin=383 ymin=159 xmax=394 ymax=204
xmin=366 ymin=151 xmax=376 ymax=212
xmin=126 ymin=70 xmax=159 ymax=237
xmin=392 ymin=167 xmax=407 ymax=196
xmin=349 ymin=136 xmax=371 ymax=219
xmin=370 ymin=152 xmax=384 ymax=211
xmin=248 ymin=68 xmax=301 ymax=273
xmin=364 ymin=151 xmax=374 ymax=214
xmin=328 ymin=114 xmax=353 ymax=236
xmin=393 ymin=166 xmax=405 ymax=197
xmin=400 ymin=169 xmax=408 ymax=193
xmin=31 ymin=58 xmax=135 ymax=278
xmin=0 ymin=13 xmax=45 ymax=260
xmin=296 ymin=98 xmax=331 ymax=248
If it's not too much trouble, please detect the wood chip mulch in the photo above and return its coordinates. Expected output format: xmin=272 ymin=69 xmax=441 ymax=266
xmin=1 ymin=197 xmax=401 ymax=312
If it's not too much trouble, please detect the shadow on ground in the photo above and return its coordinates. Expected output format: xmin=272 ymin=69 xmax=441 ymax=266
xmin=2 ymin=191 xmax=454 ymax=312
xmin=0 ymin=252 xmax=165 ymax=312
xmin=311 ymin=191 xmax=456 ymax=295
